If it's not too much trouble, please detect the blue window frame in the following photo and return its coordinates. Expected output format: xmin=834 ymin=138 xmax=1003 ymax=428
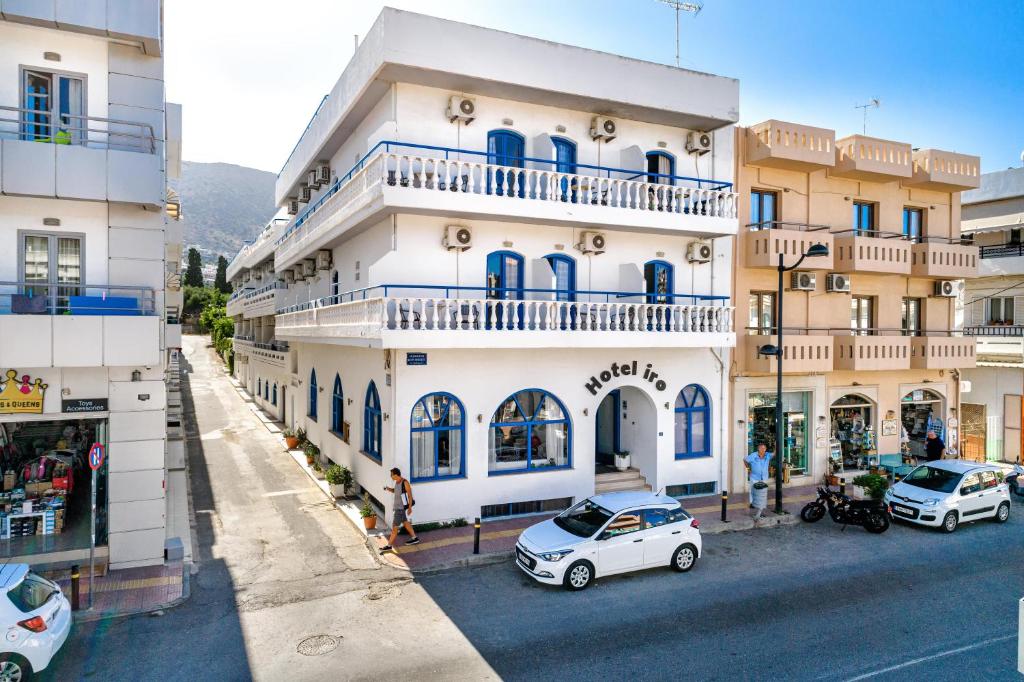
xmin=646 ymin=151 xmax=675 ymax=185
xmin=331 ymin=374 xmax=344 ymax=437
xmin=644 ymin=260 xmax=674 ymax=304
xmin=257 ymin=378 xmax=261 ymax=397
xmin=307 ymin=369 xmax=318 ymax=421
xmin=675 ymin=384 xmax=711 ymax=459
xmin=363 ymin=381 xmax=382 ymax=462
xmin=410 ymin=393 xmax=465 ymax=481
xmin=488 ymin=130 xmax=525 ymax=197
xmin=853 ymin=202 xmax=875 ymax=235
xmin=488 ymin=389 xmax=571 ymax=474
xmin=264 ymin=380 xmax=269 ymax=401
xmin=272 ymin=383 xmax=277 ymax=406
xmin=544 ymin=254 xmax=576 ymax=302
xmin=486 ymin=250 xmax=524 ymax=300
xmin=903 ymin=207 xmax=924 ymax=243
xmin=551 ymin=136 xmax=577 ymax=202
xmin=750 ymin=189 xmax=778 ymax=229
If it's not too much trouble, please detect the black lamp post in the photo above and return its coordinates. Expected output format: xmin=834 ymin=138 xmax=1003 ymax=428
xmin=758 ymin=243 xmax=830 ymax=514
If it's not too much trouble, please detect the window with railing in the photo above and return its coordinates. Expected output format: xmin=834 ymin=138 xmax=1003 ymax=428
xmin=852 ymin=202 xmax=875 ymax=235
xmin=750 ymin=189 xmax=778 ymax=229
xmin=21 ymin=68 xmax=84 ymax=144
xmin=903 ymin=207 xmax=924 ymax=243
xmin=851 ymin=296 xmax=875 ymax=335
xmin=988 ymin=297 xmax=1014 ymax=325
xmin=902 ymin=297 xmax=922 ymax=336
xmin=748 ymin=291 xmax=776 ymax=334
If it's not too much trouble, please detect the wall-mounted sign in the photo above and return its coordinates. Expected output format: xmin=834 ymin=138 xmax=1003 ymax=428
xmin=881 ymin=419 xmax=898 ymax=437
xmin=407 ymin=353 xmax=428 ymax=366
xmin=0 ymin=370 xmax=47 ymax=415
xmin=585 ymin=361 xmax=666 ymax=395
xmin=62 ymin=398 xmax=108 ymax=414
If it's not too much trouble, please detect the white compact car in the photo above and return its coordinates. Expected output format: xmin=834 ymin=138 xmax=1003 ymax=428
xmin=515 ymin=491 xmax=701 ymax=591
xmin=884 ymin=460 xmax=1011 ymax=532
xmin=0 ymin=564 xmax=71 ymax=680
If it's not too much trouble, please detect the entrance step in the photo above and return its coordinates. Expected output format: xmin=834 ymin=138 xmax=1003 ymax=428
xmin=595 ymin=468 xmax=651 ymax=494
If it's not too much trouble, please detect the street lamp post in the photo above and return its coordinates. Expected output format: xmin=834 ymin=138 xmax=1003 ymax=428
xmin=758 ymin=243 xmax=829 ymax=514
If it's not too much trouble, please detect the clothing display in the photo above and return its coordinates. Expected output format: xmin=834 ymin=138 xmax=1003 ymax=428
xmin=830 ymin=402 xmax=875 ymax=469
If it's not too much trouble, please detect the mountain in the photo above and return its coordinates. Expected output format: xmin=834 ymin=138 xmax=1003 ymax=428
xmin=169 ymin=161 xmax=278 ymax=262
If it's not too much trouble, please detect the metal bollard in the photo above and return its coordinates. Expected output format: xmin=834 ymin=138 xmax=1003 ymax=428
xmin=473 ymin=517 xmax=481 ymax=555
xmin=720 ymin=491 xmax=729 ymax=522
xmin=70 ymin=564 xmax=80 ymax=611
xmin=839 ymin=477 xmax=846 ymax=496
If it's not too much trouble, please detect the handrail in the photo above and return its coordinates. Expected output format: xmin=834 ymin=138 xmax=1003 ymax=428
xmin=746 ymin=221 xmax=832 ymax=233
xmin=745 ymin=326 xmax=970 ymax=338
xmin=979 ymin=242 xmax=1024 ymax=259
xmin=278 ymin=95 xmax=329 ymax=176
xmin=0 ymin=281 xmax=156 ymax=315
xmin=0 ymin=105 xmax=157 ymax=153
xmin=964 ymin=325 xmax=1024 ymax=337
xmin=745 ymin=221 xmax=972 ymax=245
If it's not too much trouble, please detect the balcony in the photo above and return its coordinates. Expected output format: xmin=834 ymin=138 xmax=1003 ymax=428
xmin=832 ymin=230 xmax=912 ymax=275
xmin=910 ymin=239 xmax=978 ymax=278
xmin=743 ymin=331 xmax=834 ymax=374
xmin=744 ymin=222 xmax=834 ymax=270
xmin=0 ymin=106 xmax=162 ymax=207
xmin=233 ymin=338 xmax=293 ymax=370
xmin=977 ymin=243 xmax=1024 ymax=277
xmin=275 ymin=285 xmax=734 ymax=350
xmin=0 ymin=282 xmax=160 ymax=368
xmin=903 ymin=149 xmax=981 ymax=192
xmin=909 ymin=335 xmax=976 ymax=369
xmin=964 ymin=326 xmax=1024 ymax=366
xmin=226 ymin=218 xmax=288 ymax=281
xmin=745 ymin=120 xmax=835 ymax=171
xmin=832 ymin=333 xmax=911 ymax=371
xmin=830 ymin=135 xmax=912 ymax=183
xmin=274 ymin=141 xmax=738 ymax=271
xmin=228 ymin=282 xmax=287 ymax=319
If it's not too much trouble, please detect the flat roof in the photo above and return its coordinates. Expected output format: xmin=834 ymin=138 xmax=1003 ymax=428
xmin=962 ymin=167 xmax=1024 ymax=206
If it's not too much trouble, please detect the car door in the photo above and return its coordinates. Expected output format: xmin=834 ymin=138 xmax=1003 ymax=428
xmin=596 ymin=510 xmax=645 ymax=576
xmin=975 ymin=470 xmax=1001 ymax=517
xmin=640 ymin=507 xmax=683 ymax=567
xmin=956 ymin=472 xmax=987 ymax=520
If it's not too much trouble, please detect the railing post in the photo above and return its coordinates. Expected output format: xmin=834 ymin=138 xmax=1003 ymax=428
xmin=721 ymin=491 xmax=728 ymax=523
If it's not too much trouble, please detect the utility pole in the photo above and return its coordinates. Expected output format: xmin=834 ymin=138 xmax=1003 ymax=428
xmin=656 ymin=0 xmax=702 ymax=67
xmin=855 ymin=98 xmax=880 ymax=135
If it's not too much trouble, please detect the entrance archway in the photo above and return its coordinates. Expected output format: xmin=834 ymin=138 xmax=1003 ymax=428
xmin=830 ymin=393 xmax=876 ymax=470
xmin=901 ymin=389 xmax=945 ymax=460
xmin=594 ymin=387 xmax=656 ymax=490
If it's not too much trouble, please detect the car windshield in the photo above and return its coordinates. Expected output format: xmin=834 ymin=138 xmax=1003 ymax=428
xmin=554 ymin=499 xmax=614 ymax=538
xmin=902 ymin=465 xmax=963 ymax=494
xmin=6 ymin=572 xmax=57 ymax=613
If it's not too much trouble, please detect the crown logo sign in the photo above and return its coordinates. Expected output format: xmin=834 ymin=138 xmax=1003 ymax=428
xmin=0 ymin=370 xmax=47 ymax=415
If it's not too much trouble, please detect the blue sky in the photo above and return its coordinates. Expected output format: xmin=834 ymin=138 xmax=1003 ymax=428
xmin=166 ymin=0 xmax=1023 ymax=173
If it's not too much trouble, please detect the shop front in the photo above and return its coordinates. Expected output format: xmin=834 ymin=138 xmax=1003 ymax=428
xmin=829 ymin=394 xmax=878 ymax=470
xmin=746 ymin=390 xmax=812 ymax=477
xmin=900 ymin=388 xmax=946 ymax=460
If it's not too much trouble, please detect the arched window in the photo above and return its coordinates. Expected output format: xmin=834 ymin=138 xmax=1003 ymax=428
xmin=489 ymin=390 xmax=570 ymax=473
xmin=257 ymin=378 xmax=261 ymax=397
xmin=331 ymin=374 xmax=345 ymax=437
xmin=410 ymin=393 xmax=465 ymax=481
xmin=644 ymin=260 xmax=674 ymax=304
xmin=675 ymin=384 xmax=711 ymax=458
xmin=646 ymin=151 xmax=675 ymax=185
xmin=264 ymin=380 xmax=269 ymax=401
xmin=308 ymin=369 xmax=318 ymax=421
xmin=551 ymin=136 xmax=577 ymax=202
xmin=272 ymin=383 xmax=278 ymax=406
xmin=487 ymin=129 xmax=525 ymax=197
xmin=544 ymin=254 xmax=576 ymax=302
xmin=486 ymin=250 xmax=524 ymax=300
xmin=363 ymin=381 xmax=382 ymax=461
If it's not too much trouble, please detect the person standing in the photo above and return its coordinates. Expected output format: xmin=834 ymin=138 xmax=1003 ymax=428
xmin=380 ymin=467 xmax=420 ymax=553
xmin=924 ymin=431 xmax=945 ymax=462
xmin=744 ymin=443 xmax=773 ymax=519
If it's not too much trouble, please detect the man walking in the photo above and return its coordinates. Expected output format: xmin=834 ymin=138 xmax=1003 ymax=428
xmin=380 ymin=467 xmax=420 ymax=553
xmin=744 ymin=443 xmax=773 ymax=520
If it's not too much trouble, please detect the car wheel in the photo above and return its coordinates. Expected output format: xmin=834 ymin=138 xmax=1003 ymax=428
xmin=800 ymin=503 xmax=825 ymax=523
xmin=941 ymin=510 xmax=958 ymax=533
xmin=562 ymin=560 xmax=594 ymax=591
xmin=671 ymin=543 xmax=698 ymax=572
xmin=0 ymin=654 xmax=33 ymax=682
xmin=994 ymin=501 xmax=1010 ymax=523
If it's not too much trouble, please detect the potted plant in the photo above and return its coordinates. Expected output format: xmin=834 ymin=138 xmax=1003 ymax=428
xmin=312 ymin=461 xmax=325 ymax=480
xmin=852 ymin=473 xmax=889 ymax=500
xmin=360 ymin=494 xmax=377 ymax=530
xmin=296 ymin=427 xmax=308 ymax=449
xmin=304 ymin=442 xmax=319 ymax=467
xmin=613 ymin=451 xmax=631 ymax=471
xmin=283 ymin=428 xmax=299 ymax=450
xmin=325 ymin=464 xmax=352 ymax=498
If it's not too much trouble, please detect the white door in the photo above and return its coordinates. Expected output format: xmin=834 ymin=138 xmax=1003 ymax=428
xmin=640 ymin=507 xmax=686 ymax=567
xmin=1004 ymin=395 xmax=1022 ymax=463
xmin=596 ymin=511 xmax=645 ymax=575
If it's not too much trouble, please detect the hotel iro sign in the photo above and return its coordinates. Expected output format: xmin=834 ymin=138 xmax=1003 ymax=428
xmin=0 ymin=370 xmax=48 ymax=415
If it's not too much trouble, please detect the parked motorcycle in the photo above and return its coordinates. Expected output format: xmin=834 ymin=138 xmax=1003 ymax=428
xmin=1006 ymin=464 xmax=1024 ymax=499
xmin=800 ymin=486 xmax=890 ymax=533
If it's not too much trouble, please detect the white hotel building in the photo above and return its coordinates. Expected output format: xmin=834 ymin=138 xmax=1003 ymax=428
xmin=229 ymin=9 xmax=738 ymax=523
xmin=0 ymin=0 xmax=182 ymax=570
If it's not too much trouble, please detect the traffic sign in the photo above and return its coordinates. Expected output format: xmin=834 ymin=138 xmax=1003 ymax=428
xmin=88 ymin=443 xmax=105 ymax=470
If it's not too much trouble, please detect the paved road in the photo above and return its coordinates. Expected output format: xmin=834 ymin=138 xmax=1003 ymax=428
xmin=41 ymin=336 xmax=1024 ymax=680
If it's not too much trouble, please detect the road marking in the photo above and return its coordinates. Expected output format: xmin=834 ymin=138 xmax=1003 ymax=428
xmin=842 ymin=633 xmax=1015 ymax=681
xmin=262 ymin=488 xmax=311 ymax=498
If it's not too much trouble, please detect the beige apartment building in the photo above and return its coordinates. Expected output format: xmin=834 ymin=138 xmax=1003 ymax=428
xmin=729 ymin=120 xmax=980 ymax=494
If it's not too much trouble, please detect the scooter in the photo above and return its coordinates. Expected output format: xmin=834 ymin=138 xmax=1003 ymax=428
xmin=1005 ymin=464 xmax=1024 ymax=499
xmin=800 ymin=486 xmax=890 ymax=534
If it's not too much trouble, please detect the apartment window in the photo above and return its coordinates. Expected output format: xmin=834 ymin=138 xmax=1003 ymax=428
xmin=646 ymin=151 xmax=675 ymax=185
xmin=903 ymin=207 xmax=924 ymax=243
xmin=851 ymin=296 xmax=874 ymax=335
xmin=988 ymin=297 xmax=1014 ymax=325
xmin=21 ymin=68 xmax=86 ymax=144
xmin=488 ymin=390 xmax=570 ymax=474
xmin=410 ymin=393 xmax=465 ymax=481
xmin=307 ymin=369 xmax=318 ymax=421
xmin=748 ymin=292 xmax=776 ymax=334
xmin=902 ymin=298 xmax=922 ymax=336
xmin=19 ymin=232 xmax=84 ymax=312
xmin=750 ymin=190 xmax=778 ymax=229
xmin=331 ymin=374 xmax=344 ymax=438
xmin=363 ymin=381 xmax=382 ymax=462
xmin=852 ymin=202 xmax=875 ymax=235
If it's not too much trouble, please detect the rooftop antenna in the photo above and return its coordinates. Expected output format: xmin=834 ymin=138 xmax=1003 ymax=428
xmin=656 ymin=0 xmax=702 ymax=68
xmin=854 ymin=98 xmax=880 ymax=135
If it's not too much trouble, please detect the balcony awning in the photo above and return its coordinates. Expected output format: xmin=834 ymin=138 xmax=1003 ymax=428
xmin=962 ymin=214 xmax=1024 ymax=234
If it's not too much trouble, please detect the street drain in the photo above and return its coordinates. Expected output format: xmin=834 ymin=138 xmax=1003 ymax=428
xmin=296 ymin=635 xmax=340 ymax=656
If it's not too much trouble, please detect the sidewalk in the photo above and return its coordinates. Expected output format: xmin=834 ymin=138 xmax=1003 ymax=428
xmin=44 ymin=560 xmax=188 ymax=623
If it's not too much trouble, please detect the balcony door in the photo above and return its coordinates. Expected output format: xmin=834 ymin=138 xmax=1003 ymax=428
xmin=487 ymin=130 xmax=525 ymax=198
xmin=21 ymin=69 xmax=85 ymax=144
xmin=644 ymin=261 xmax=674 ymax=304
xmin=852 ymin=202 xmax=875 ymax=236
xmin=20 ymin=232 xmax=83 ymax=312
xmin=749 ymin=291 xmax=776 ymax=335
xmin=545 ymin=253 xmax=576 ymax=330
xmin=903 ymin=207 xmax=924 ymax=243
xmin=750 ymin=189 xmax=778 ymax=230
xmin=551 ymin=137 xmax=577 ymax=202
xmin=851 ymin=296 xmax=874 ymax=336
xmin=902 ymin=297 xmax=922 ymax=336
xmin=646 ymin=151 xmax=675 ymax=211
xmin=486 ymin=251 xmax=524 ymax=329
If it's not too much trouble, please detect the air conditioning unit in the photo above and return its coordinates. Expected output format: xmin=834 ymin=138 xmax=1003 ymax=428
xmin=577 ymin=231 xmax=607 ymax=255
xmin=590 ymin=116 xmax=617 ymax=141
xmin=302 ymin=259 xmax=316 ymax=278
xmin=790 ymin=271 xmax=816 ymax=291
xmin=292 ymin=266 xmax=305 ymax=282
xmin=282 ymin=270 xmax=295 ymax=285
xmin=307 ymin=169 xmax=321 ymax=189
xmin=443 ymin=225 xmax=473 ymax=251
xmin=934 ymin=280 xmax=962 ymax=298
xmin=447 ymin=95 xmax=476 ymax=124
xmin=686 ymin=241 xmax=713 ymax=263
xmin=300 ymin=185 xmax=313 ymax=203
xmin=316 ymin=250 xmax=332 ymax=271
xmin=318 ymin=163 xmax=331 ymax=185
xmin=825 ymin=273 xmax=851 ymax=293
xmin=686 ymin=131 xmax=713 ymax=155
xmin=287 ymin=198 xmax=299 ymax=215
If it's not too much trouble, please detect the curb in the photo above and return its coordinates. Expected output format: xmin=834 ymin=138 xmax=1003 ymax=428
xmin=70 ymin=564 xmax=192 ymax=624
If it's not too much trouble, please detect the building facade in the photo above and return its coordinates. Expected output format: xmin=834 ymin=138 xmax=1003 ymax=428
xmin=731 ymin=120 xmax=980 ymax=492
xmin=960 ymin=168 xmax=1024 ymax=462
xmin=0 ymin=1 xmax=182 ymax=570
xmin=228 ymin=8 xmax=739 ymax=523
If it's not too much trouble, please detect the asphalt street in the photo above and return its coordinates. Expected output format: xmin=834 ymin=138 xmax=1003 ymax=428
xmin=39 ymin=336 xmax=1024 ymax=680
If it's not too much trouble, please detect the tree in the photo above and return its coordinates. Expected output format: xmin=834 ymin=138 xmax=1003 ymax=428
xmin=183 ymin=248 xmax=203 ymax=287
xmin=214 ymin=255 xmax=232 ymax=294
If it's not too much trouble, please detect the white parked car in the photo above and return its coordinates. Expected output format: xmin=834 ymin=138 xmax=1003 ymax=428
xmin=884 ymin=460 xmax=1011 ymax=533
xmin=0 ymin=564 xmax=71 ymax=680
xmin=515 ymin=491 xmax=701 ymax=591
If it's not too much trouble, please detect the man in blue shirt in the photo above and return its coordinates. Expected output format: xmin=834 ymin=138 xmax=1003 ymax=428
xmin=745 ymin=443 xmax=774 ymax=517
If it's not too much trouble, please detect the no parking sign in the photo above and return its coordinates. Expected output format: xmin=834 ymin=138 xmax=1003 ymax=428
xmin=88 ymin=443 xmax=104 ymax=470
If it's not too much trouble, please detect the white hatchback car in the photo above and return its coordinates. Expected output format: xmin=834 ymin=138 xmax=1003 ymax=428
xmin=884 ymin=460 xmax=1011 ymax=532
xmin=0 ymin=564 xmax=72 ymax=680
xmin=515 ymin=491 xmax=701 ymax=591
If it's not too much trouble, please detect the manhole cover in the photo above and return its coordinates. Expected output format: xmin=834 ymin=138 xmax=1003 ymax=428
xmin=296 ymin=635 xmax=340 ymax=656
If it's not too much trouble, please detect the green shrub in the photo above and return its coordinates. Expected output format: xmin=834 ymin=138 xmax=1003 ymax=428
xmin=325 ymin=464 xmax=352 ymax=488
xmin=852 ymin=473 xmax=889 ymax=499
